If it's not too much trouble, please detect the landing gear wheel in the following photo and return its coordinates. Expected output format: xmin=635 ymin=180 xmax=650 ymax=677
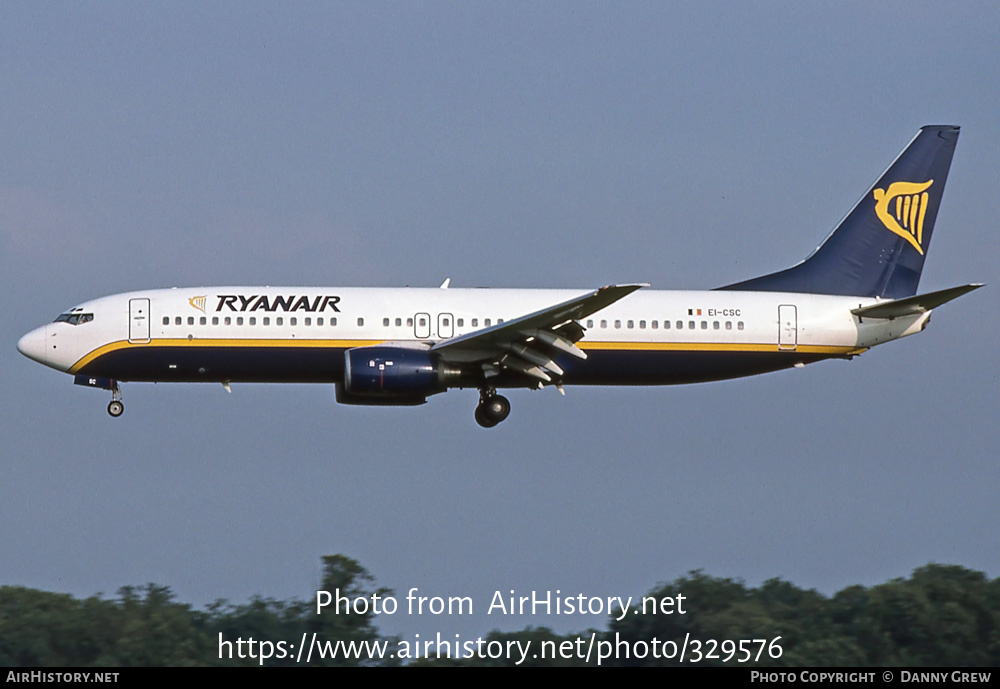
xmin=475 ymin=405 xmax=497 ymax=428
xmin=475 ymin=393 xmax=510 ymax=427
xmin=107 ymin=381 xmax=124 ymax=418
xmin=485 ymin=395 xmax=510 ymax=423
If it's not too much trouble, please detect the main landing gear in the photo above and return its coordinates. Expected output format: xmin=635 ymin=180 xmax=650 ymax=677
xmin=475 ymin=388 xmax=510 ymax=428
xmin=107 ymin=383 xmax=124 ymax=418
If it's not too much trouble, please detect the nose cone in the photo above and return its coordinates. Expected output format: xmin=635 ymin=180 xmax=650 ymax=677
xmin=17 ymin=326 xmax=48 ymax=365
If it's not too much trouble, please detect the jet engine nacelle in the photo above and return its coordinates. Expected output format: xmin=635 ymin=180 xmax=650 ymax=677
xmin=340 ymin=345 xmax=461 ymax=405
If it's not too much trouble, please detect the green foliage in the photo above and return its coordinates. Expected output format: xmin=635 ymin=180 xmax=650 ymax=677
xmin=604 ymin=564 xmax=1000 ymax=667
xmin=1 ymin=559 xmax=997 ymax=666
xmin=0 ymin=584 xmax=210 ymax=666
xmin=0 ymin=555 xmax=395 ymax=667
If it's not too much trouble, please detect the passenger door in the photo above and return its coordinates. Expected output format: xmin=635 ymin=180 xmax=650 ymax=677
xmin=778 ymin=304 xmax=797 ymax=350
xmin=129 ymin=298 xmax=151 ymax=344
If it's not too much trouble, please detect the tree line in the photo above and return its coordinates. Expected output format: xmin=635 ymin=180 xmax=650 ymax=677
xmin=1 ymin=556 xmax=997 ymax=666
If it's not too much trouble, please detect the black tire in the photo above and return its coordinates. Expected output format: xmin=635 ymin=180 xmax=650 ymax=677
xmin=107 ymin=400 xmax=124 ymax=417
xmin=475 ymin=405 xmax=496 ymax=428
xmin=484 ymin=395 xmax=510 ymax=424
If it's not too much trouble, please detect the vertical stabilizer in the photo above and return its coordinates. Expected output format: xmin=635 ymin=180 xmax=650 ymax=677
xmin=720 ymin=126 xmax=959 ymax=298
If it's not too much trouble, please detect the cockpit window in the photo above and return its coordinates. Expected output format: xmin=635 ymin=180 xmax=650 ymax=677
xmin=54 ymin=312 xmax=94 ymax=325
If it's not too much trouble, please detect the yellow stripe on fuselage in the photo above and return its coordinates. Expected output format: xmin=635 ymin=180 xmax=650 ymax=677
xmin=579 ymin=341 xmax=860 ymax=355
xmin=69 ymin=337 xmax=864 ymax=374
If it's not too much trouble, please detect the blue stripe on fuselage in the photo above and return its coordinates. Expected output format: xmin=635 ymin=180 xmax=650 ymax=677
xmin=77 ymin=344 xmax=830 ymax=386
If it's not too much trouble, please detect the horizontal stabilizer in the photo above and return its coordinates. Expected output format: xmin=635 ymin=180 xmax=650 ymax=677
xmin=852 ymin=283 xmax=982 ymax=320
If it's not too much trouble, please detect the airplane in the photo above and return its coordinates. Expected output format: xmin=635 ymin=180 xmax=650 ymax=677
xmin=17 ymin=125 xmax=981 ymax=427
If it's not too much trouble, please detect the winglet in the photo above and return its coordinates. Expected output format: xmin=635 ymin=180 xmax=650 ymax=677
xmin=440 ymin=278 xmax=451 ymax=289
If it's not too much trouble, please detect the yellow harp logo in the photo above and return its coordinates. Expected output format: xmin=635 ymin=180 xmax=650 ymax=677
xmin=189 ymin=296 xmax=207 ymax=313
xmin=873 ymin=180 xmax=933 ymax=255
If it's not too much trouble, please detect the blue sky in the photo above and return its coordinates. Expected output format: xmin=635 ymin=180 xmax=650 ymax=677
xmin=2 ymin=2 xmax=998 ymax=643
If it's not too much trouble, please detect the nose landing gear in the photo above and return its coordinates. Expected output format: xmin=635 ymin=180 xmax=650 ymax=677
xmin=73 ymin=375 xmax=124 ymax=418
xmin=475 ymin=388 xmax=510 ymax=428
xmin=107 ymin=383 xmax=124 ymax=418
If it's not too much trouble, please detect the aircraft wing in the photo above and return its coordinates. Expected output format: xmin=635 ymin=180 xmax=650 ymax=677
xmin=431 ymin=283 xmax=645 ymax=382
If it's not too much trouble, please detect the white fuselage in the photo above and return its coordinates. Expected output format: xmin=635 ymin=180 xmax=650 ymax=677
xmin=17 ymin=286 xmax=927 ymax=386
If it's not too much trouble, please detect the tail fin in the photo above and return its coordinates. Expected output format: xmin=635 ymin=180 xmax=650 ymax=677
xmin=720 ymin=125 xmax=959 ymax=299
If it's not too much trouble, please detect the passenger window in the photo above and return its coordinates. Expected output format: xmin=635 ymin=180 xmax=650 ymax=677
xmin=331 ymin=317 xmax=337 ymax=326
xmin=276 ymin=317 xmax=283 ymax=326
xmin=664 ymin=320 xmax=670 ymax=329
xmin=639 ymin=320 xmax=646 ymax=329
xmin=357 ymin=318 xmax=364 ymax=326
xmin=627 ymin=320 xmax=634 ymax=329
xmin=163 ymin=317 xmax=169 ymax=325
xmin=187 ymin=316 xmax=194 ymax=325
xmin=396 ymin=318 xmax=402 ymax=326
xmin=305 ymin=317 xmax=311 ymax=326
xmin=200 ymin=317 xmax=207 ymax=325
xmin=249 ymin=317 xmax=256 ymax=326
xmin=652 ymin=320 xmax=658 ymax=329
xmin=407 ymin=317 xmax=413 ymax=327
xmin=225 ymin=317 xmax=232 ymax=325
xmin=614 ymin=320 xmax=621 ymax=329
xmin=383 ymin=318 xmax=390 ymax=327
xmin=317 ymin=317 xmax=323 ymax=326
xmin=442 ymin=318 xmax=450 ymax=327
xmin=485 ymin=319 xmax=492 ymax=327
xmin=263 ymin=317 xmax=270 ymax=326
xmin=701 ymin=321 xmax=707 ymax=329
xmin=601 ymin=320 xmax=607 ymax=328
xmin=713 ymin=321 xmax=720 ymax=330
xmin=213 ymin=317 xmax=219 ymax=325
xmin=457 ymin=318 xmax=464 ymax=327
xmin=175 ymin=317 xmax=182 ymax=325
xmin=738 ymin=321 xmax=745 ymax=330
xmin=472 ymin=318 xmax=478 ymax=327
xmin=726 ymin=321 xmax=732 ymax=330
xmin=586 ymin=319 xmax=594 ymax=328
xmin=689 ymin=321 xmax=695 ymax=329
xmin=676 ymin=321 xmax=683 ymax=329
